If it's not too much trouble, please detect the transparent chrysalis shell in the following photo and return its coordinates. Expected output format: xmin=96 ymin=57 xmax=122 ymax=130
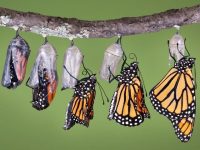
xmin=169 ymin=33 xmax=185 ymax=62
xmin=62 ymin=44 xmax=83 ymax=89
xmin=27 ymin=42 xmax=58 ymax=110
xmin=1 ymin=34 xmax=30 ymax=89
xmin=100 ymin=41 xmax=123 ymax=81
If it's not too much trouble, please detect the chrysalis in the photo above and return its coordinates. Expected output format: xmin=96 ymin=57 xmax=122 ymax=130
xmin=168 ymin=32 xmax=185 ymax=65
xmin=27 ymin=40 xmax=58 ymax=110
xmin=100 ymin=37 xmax=123 ymax=81
xmin=2 ymin=31 xmax=30 ymax=89
xmin=62 ymin=41 xmax=83 ymax=89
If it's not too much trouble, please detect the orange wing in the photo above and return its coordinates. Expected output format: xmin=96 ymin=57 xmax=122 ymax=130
xmin=64 ymin=91 xmax=96 ymax=130
xmin=47 ymin=79 xmax=58 ymax=104
xmin=149 ymin=67 xmax=195 ymax=120
xmin=15 ymin=49 xmax=29 ymax=81
xmin=149 ymin=66 xmax=196 ymax=142
xmin=172 ymin=117 xmax=195 ymax=142
xmin=86 ymin=91 xmax=96 ymax=120
xmin=108 ymin=76 xmax=150 ymax=126
xmin=136 ymin=86 xmax=150 ymax=118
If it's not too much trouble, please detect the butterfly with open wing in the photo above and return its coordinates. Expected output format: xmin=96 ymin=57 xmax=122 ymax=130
xmin=149 ymin=40 xmax=196 ymax=142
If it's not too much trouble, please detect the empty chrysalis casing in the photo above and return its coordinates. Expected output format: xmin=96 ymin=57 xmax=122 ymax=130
xmin=169 ymin=33 xmax=185 ymax=62
xmin=62 ymin=44 xmax=83 ymax=89
xmin=100 ymin=41 xmax=123 ymax=81
xmin=1 ymin=34 xmax=30 ymax=89
xmin=27 ymin=42 xmax=58 ymax=110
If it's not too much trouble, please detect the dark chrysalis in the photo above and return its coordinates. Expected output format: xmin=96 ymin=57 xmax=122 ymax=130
xmin=26 ymin=40 xmax=58 ymax=110
xmin=1 ymin=31 xmax=30 ymax=89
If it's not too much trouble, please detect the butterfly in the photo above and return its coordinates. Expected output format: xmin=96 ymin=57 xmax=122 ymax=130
xmin=108 ymin=53 xmax=150 ymax=127
xmin=63 ymin=65 xmax=97 ymax=130
xmin=31 ymin=68 xmax=57 ymax=110
xmin=26 ymin=41 xmax=58 ymax=110
xmin=2 ymin=32 xmax=30 ymax=89
xmin=149 ymin=47 xmax=196 ymax=142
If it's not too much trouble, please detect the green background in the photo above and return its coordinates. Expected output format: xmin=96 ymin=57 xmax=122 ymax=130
xmin=0 ymin=0 xmax=200 ymax=149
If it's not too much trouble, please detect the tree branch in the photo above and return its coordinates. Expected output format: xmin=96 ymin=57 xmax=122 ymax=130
xmin=0 ymin=5 xmax=200 ymax=39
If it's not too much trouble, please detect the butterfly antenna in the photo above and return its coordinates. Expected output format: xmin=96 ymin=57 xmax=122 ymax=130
xmin=184 ymin=38 xmax=191 ymax=57
xmin=120 ymin=51 xmax=129 ymax=73
xmin=129 ymin=52 xmax=138 ymax=62
xmin=176 ymin=43 xmax=185 ymax=58
xmin=97 ymin=82 xmax=105 ymax=105
xmin=97 ymin=81 xmax=109 ymax=105
xmin=138 ymin=67 xmax=147 ymax=97
xmin=108 ymin=66 xmax=118 ymax=83
xmin=81 ymin=57 xmax=92 ymax=76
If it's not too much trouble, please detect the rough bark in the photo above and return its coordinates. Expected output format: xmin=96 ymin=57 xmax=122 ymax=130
xmin=0 ymin=5 xmax=200 ymax=39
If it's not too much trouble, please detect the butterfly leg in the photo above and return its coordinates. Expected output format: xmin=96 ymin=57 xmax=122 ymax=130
xmin=168 ymin=40 xmax=176 ymax=62
xmin=63 ymin=65 xmax=79 ymax=81
xmin=108 ymin=66 xmax=118 ymax=83
xmin=25 ymin=77 xmax=32 ymax=88
xmin=120 ymin=52 xmax=127 ymax=74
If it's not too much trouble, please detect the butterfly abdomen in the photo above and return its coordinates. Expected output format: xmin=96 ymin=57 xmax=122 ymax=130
xmin=172 ymin=117 xmax=194 ymax=142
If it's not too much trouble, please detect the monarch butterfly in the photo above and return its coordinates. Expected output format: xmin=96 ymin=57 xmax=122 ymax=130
xmin=108 ymin=53 xmax=150 ymax=127
xmin=149 ymin=42 xmax=196 ymax=142
xmin=26 ymin=39 xmax=58 ymax=110
xmin=63 ymin=60 xmax=108 ymax=130
xmin=31 ymin=67 xmax=57 ymax=110
xmin=2 ymin=31 xmax=30 ymax=89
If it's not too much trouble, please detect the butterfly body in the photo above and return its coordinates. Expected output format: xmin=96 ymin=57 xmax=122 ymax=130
xmin=32 ymin=68 xmax=57 ymax=110
xmin=108 ymin=62 xmax=150 ymax=127
xmin=149 ymin=57 xmax=196 ymax=142
xmin=64 ymin=74 xmax=96 ymax=130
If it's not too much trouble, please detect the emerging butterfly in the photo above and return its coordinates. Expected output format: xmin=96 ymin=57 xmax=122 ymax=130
xmin=26 ymin=39 xmax=58 ymax=110
xmin=108 ymin=52 xmax=150 ymax=127
xmin=2 ymin=31 xmax=30 ymax=89
xmin=31 ymin=67 xmax=57 ymax=110
xmin=149 ymin=41 xmax=196 ymax=142
xmin=63 ymin=61 xmax=108 ymax=130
